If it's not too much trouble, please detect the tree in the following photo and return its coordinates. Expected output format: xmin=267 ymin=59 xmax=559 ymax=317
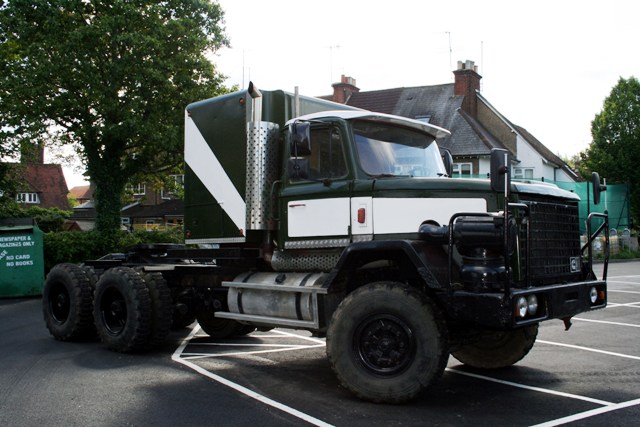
xmin=0 ymin=0 xmax=230 ymax=237
xmin=579 ymin=76 xmax=640 ymax=225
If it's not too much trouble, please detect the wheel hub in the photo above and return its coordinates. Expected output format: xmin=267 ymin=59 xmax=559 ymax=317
xmin=100 ymin=288 xmax=127 ymax=335
xmin=109 ymin=300 xmax=124 ymax=317
xmin=50 ymin=284 xmax=70 ymax=323
xmin=355 ymin=315 xmax=415 ymax=376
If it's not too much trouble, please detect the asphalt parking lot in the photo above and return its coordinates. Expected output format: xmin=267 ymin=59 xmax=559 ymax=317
xmin=1 ymin=261 xmax=639 ymax=426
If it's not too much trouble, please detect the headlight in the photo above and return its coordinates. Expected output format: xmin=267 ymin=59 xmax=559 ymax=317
xmin=527 ymin=294 xmax=538 ymax=316
xmin=515 ymin=296 xmax=528 ymax=318
xmin=589 ymin=287 xmax=598 ymax=304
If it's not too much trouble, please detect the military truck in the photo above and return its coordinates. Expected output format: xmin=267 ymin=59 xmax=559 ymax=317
xmin=42 ymin=84 xmax=609 ymax=403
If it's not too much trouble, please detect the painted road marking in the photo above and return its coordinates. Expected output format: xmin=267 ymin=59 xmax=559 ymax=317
xmin=538 ymin=340 xmax=640 ymax=361
xmin=172 ymin=325 xmax=333 ymax=427
xmin=530 ymin=397 xmax=640 ymax=427
xmin=606 ymin=302 xmax=640 ymax=308
xmin=573 ymin=317 xmax=640 ymax=328
xmin=445 ymin=368 xmax=614 ymax=406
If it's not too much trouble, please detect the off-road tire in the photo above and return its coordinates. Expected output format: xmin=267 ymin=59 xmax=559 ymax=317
xmin=326 ymin=282 xmax=449 ymax=403
xmin=42 ymin=263 xmax=96 ymax=341
xmin=235 ymin=324 xmax=256 ymax=336
xmin=451 ymin=323 xmax=539 ymax=369
xmin=196 ymin=310 xmax=247 ymax=339
xmin=79 ymin=264 xmax=100 ymax=287
xmin=137 ymin=270 xmax=173 ymax=348
xmin=172 ymin=310 xmax=196 ymax=329
xmin=93 ymin=267 xmax=152 ymax=352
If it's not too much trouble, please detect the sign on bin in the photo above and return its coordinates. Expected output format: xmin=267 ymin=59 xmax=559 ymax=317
xmin=0 ymin=219 xmax=45 ymax=297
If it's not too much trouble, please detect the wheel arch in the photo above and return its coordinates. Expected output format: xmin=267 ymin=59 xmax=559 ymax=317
xmin=325 ymin=240 xmax=447 ymax=296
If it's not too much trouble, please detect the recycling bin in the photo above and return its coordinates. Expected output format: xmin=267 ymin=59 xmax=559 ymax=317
xmin=0 ymin=218 xmax=45 ymax=297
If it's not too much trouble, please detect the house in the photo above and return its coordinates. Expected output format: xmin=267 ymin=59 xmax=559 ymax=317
xmin=120 ymin=174 xmax=184 ymax=230
xmin=67 ymin=175 xmax=184 ymax=231
xmin=3 ymin=143 xmax=70 ymax=210
xmin=327 ymin=61 xmax=578 ymax=183
xmin=69 ymin=184 xmax=93 ymax=205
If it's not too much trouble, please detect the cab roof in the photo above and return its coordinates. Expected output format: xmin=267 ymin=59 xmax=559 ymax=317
xmin=287 ymin=110 xmax=451 ymax=140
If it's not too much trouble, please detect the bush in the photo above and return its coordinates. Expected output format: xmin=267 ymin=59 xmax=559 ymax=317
xmin=43 ymin=228 xmax=184 ymax=272
xmin=0 ymin=204 xmax=71 ymax=232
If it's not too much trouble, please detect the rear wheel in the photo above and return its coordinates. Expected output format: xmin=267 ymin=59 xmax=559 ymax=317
xmin=42 ymin=263 xmax=96 ymax=341
xmin=326 ymin=282 xmax=449 ymax=403
xmin=451 ymin=324 xmax=539 ymax=369
xmin=196 ymin=310 xmax=248 ymax=339
xmin=93 ymin=267 xmax=152 ymax=352
xmin=137 ymin=270 xmax=173 ymax=348
xmin=235 ymin=324 xmax=256 ymax=336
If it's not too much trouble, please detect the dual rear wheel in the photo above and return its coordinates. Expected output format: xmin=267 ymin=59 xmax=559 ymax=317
xmin=42 ymin=265 xmax=173 ymax=352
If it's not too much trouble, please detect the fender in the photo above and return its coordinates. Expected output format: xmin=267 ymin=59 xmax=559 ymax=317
xmin=323 ymin=240 xmax=448 ymax=294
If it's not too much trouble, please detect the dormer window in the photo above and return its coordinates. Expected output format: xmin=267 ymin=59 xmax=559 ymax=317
xmin=16 ymin=192 xmax=40 ymax=204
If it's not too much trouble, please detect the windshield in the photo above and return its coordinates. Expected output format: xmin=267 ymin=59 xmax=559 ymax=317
xmin=352 ymin=120 xmax=447 ymax=177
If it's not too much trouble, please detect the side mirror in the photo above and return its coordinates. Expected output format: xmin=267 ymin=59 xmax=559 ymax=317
xmin=490 ymin=148 xmax=511 ymax=196
xmin=290 ymin=122 xmax=311 ymax=157
xmin=591 ymin=172 xmax=607 ymax=205
xmin=442 ymin=149 xmax=453 ymax=177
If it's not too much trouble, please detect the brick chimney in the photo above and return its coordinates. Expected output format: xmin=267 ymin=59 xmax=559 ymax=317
xmin=332 ymin=75 xmax=359 ymax=104
xmin=20 ymin=141 xmax=45 ymax=164
xmin=453 ymin=60 xmax=482 ymax=117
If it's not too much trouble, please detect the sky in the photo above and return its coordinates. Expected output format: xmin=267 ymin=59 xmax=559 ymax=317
xmin=62 ymin=0 xmax=640 ymax=188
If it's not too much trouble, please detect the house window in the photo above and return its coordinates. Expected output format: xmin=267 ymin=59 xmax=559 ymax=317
xmin=16 ymin=193 xmax=40 ymax=204
xmin=126 ymin=183 xmax=146 ymax=196
xmin=161 ymin=174 xmax=185 ymax=199
xmin=513 ymin=167 xmax=534 ymax=180
xmin=452 ymin=162 xmax=472 ymax=177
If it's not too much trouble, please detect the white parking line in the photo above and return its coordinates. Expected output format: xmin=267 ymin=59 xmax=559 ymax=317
xmin=607 ymin=302 xmax=640 ymax=308
xmin=173 ymin=317 xmax=638 ymax=427
xmin=182 ymin=343 xmax=326 ymax=360
xmin=530 ymin=397 xmax=640 ymax=427
xmin=608 ymin=289 xmax=640 ymax=294
xmin=573 ymin=317 xmax=640 ymax=328
xmin=445 ymin=368 xmax=614 ymax=406
xmin=172 ymin=326 xmax=334 ymax=427
xmin=537 ymin=340 xmax=640 ymax=361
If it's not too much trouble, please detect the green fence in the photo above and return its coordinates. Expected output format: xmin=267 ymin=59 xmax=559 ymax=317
xmin=554 ymin=181 xmax=630 ymax=235
xmin=452 ymin=175 xmax=630 ymax=235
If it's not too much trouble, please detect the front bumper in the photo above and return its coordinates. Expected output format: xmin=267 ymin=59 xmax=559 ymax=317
xmin=442 ymin=280 xmax=607 ymax=329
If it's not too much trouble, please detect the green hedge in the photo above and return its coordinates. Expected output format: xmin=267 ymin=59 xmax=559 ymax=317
xmin=43 ymin=228 xmax=184 ymax=272
xmin=0 ymin=205 xmax=71 ymax=232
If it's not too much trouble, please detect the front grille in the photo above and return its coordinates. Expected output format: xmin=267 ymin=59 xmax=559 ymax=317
xmin=519 ymin=199 xmax=581 ymax=285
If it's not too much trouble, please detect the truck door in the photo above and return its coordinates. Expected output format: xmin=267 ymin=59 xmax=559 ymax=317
xmin=279 ymin=123 xmax=354 ymax=249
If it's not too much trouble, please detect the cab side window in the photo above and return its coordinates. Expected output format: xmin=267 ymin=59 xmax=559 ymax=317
xmin=308 ymin=126 xmax=347 ymax=180
xmin=290 ymin=126 xmax=348 ymax=182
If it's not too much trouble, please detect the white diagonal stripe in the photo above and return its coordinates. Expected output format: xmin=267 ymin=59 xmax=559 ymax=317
xmin=184 ymin=112 xmax=246 ymax=231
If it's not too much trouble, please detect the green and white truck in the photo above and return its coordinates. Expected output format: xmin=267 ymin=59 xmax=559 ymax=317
xmin=43 ymin=84 xmax=609 ymax=403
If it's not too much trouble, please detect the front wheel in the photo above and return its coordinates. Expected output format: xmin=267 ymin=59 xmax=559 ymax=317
xmin=326 ymin=282 xmax=449 ymax=403
xmin=451 ymin=324 xmax=539 ymax=369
